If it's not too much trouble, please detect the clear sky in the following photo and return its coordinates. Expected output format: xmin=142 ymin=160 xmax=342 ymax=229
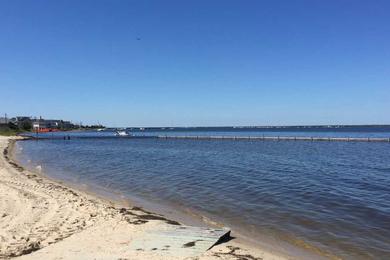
xmin=1 ymin=0 xmax=389 ymax=127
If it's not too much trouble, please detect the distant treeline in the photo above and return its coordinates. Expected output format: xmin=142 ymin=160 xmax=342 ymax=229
xmin=79 ymin=124 xmax=105 ymax=129
xmin=0 ymin=121 xmax=105 ymax=136
xmin=122 ymin=125 xmax=390 ymax=133
xmin=0 ymin=122 xmax=30 ymax=136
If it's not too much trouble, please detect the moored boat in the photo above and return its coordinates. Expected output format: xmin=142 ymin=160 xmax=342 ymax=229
xmin=115 ymin=130 xmax=130 ymax=136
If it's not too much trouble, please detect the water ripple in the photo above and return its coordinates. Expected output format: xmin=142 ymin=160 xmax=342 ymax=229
xmin=16 ymin=138 xmax=390 ymax=260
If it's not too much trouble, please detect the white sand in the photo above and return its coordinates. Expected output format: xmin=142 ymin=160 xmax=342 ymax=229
xmin=0 ymin=136 xmax=290 ymax=260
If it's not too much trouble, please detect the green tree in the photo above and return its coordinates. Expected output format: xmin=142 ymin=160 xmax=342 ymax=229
xmin=21 ymin=121 xmax=32 ymax=131
xmin=8 ymin=122 xmax=18 ymax=130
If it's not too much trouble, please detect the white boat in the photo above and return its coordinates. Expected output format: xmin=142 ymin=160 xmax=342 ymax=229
xmin=115 ymin=130 xmax=129 ymax=136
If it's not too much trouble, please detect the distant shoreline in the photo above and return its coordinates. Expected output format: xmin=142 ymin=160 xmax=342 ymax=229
xmin=108 ymin=124 xmax=390 ymax=130
xmin=98 ymin=125 xmax=390 ymax=136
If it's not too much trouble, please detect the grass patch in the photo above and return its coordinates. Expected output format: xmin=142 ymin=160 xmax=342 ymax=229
xmin=0 ymin=126 xmax=20 ymax=136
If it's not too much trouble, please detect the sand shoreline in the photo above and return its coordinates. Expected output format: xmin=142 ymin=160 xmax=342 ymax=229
xmin=0 ymin=136 xmax=296 ymax=260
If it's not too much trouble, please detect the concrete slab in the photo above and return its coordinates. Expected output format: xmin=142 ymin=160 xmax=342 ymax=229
xmin=129 ymin=225 xmax=231 ymax=258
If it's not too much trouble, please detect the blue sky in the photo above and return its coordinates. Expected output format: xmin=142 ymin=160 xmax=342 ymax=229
xmin=0 ymin=0 xmax=389 ymax=127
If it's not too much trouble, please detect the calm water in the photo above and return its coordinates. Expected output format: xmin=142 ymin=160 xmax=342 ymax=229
xmin=29 ymin=126 xmax=390 ymax=138
xmin=16 ymin=129 xmax=390 ymax=259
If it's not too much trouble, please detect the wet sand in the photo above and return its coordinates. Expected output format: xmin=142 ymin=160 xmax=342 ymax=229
xmin=0 ymin=136 xmax=292 ymax=260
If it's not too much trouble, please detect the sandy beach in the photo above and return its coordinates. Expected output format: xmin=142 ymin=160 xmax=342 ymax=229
xmin=0 ymin=136 xmax=290 ymax=260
